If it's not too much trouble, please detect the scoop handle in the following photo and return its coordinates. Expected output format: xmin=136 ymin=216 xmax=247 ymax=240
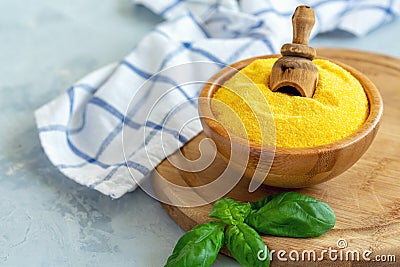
xmin=292 ymin=6 xmax=315 ymax=45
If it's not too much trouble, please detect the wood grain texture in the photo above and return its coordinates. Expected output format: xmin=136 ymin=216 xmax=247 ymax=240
xmin=154 ymin=49 xmax=400 ymax=266
xmin=291 ymin=6 xmax=315 ymax=45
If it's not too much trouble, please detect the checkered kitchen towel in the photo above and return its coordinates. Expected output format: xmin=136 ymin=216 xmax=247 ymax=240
xmin=35 ymin=0 xmax=400 ymax=198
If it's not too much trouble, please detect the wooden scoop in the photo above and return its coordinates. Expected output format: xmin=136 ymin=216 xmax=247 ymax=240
xmin=269 ymin=5 xmax=318 ymax=98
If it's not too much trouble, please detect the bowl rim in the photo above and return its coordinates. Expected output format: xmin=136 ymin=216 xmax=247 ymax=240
xmin=198 ymin=54 xmax=383 ymax=155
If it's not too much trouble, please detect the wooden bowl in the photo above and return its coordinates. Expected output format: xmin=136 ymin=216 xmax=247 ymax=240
xmin=198 ymin=55 xmax=383 ymax=188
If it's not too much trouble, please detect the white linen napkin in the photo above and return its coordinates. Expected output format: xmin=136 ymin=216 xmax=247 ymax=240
xmin=35 ymin=0 xmax=400 ymax=198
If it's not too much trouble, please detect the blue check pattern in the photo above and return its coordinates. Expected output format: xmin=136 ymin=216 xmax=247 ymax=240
xmin=35 ymin=0 xmax=399 ymax=198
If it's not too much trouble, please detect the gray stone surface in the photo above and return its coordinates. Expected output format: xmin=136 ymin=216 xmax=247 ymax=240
xmin=0 ymin=1 xmax=398 ymax=266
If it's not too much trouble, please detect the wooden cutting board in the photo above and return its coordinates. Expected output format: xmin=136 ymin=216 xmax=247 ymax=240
xmin=153 ymin=49 xmax=400 ymax=266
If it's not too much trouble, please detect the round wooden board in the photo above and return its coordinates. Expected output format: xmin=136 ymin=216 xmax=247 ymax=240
xmin=154 ymin=49 xmax=400 ymax=266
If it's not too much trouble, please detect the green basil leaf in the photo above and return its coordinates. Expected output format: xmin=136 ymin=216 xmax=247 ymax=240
xmin=246 ymin=192 xmax=336 ymax=237
xmin=250 ymin=194 xmax=278 ymax=211
xmin=165 ymin=221 xmax=225 ymax=267
xmin=209 ymin=198 xmax=251 ymax=225
xmin=225 ymin=223 xmax=270 ymax=267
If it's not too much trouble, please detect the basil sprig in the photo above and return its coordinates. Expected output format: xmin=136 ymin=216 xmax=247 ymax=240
xmin=164 ymin=221 xmax=225 ymax=267
xmin=209 ymin=198 xmax=251 ymax=225
xmin=250 ymin=194 xmax=277 ymax=210
xmin=164 ymin=192 xmax=336 ymax=267
xmin=246 ymin=192 xmax=336 ymax=238
xmin=225 ymin=223 xmax=270 ymax=267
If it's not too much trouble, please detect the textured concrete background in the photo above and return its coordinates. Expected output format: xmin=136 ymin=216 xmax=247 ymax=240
xmin=0 ymin=1 xmax=399 ymax=266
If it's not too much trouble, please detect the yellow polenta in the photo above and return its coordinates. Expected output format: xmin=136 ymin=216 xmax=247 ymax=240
xmin=211 ymin=58 xmax=369 ymax=148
